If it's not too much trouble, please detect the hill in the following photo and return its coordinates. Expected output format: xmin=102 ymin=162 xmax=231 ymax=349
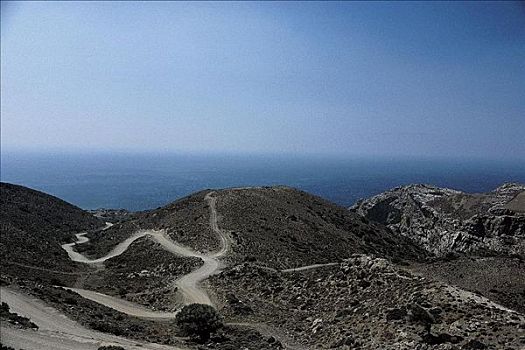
xmin=213 ymin=187 xmax=425 ymax=268
xmin=350 ymin=183 xmax=525 ymax=256
xmin=0 ymin=182 xmax=102 ymax=275
xmin=80 ymin=186 xmax=425 ymax=270
xmin=210 ymin=255 xmax=525 ymax=350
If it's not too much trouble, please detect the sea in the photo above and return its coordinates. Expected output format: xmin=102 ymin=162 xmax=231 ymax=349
xmin=1 ymin=151 xmax=524 ymax=212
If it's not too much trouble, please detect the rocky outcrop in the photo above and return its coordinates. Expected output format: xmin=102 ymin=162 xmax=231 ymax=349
xmin=350 ymin=183 xmax=525 ymax=256
xmin=3 ymin=182 xmax=524 ymax=349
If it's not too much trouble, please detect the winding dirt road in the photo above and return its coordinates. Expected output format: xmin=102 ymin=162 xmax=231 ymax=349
xmin=281 ymin=263 xmax=338 ymax=272
xmin=58 ymin=191 xmax=231 ymax=316
xmin=66 ymin=286 xmax=180 ymax=319
xmin=176 ymin=192 xmax=231 ymax=304
xmin=1 ymin=192 xmax=231 ymax=349
xmin=3 ymin=189 xmax=314 ymax=349
xmin=59 ymin=191 xmax=336 ymax=318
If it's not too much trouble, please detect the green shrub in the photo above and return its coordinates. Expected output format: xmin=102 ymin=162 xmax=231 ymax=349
xmin=176 ymin=303 xmax=222 ymax=341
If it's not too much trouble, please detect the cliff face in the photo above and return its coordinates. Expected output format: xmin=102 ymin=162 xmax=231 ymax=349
xmin=350 ymin=183 xmax=525 ymax=256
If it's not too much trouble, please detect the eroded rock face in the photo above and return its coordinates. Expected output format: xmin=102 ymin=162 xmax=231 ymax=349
xmin=350 ymin=183 xmax=525 ymax=256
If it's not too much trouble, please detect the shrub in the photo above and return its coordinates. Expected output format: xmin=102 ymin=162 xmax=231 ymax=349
xmin=175 ymin=303 xmax=222 ymax=341
xmin=442 ymin=252 xmax=459 ymax=261
xmin=98 ymin=346 xmax=125 ymax=350
xmin=50 ymin=278 xmax=65 ymax=287
xmin=89 ymin=321 xmax=123 ymax=336
xmin=0 ymin=302 xmax=9 ymax=314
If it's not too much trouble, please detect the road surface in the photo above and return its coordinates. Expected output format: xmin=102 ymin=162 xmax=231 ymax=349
xmin=0 ymin=287 xmax=184 ymax=350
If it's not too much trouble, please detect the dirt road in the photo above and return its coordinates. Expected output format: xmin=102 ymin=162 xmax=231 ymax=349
xmin=60 ymin=191 xmax=338 ymax=316
xmin=60 ymin=191 xmax=232 ymax=311
xmin=0 ymin=287 xmax=184 ymax=350
xmin=4 ymin=190 xmax=307 ymax=350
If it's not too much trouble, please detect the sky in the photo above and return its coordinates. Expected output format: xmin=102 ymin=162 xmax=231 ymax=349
xmin=1 ymin=1 xmax=524 ymax=160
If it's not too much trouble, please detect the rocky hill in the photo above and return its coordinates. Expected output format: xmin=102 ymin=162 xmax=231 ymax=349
xmin=80 ymin=187 xmax=425 ymax=270
xmin=214 ymin=187 xmax=425 ymax=268
xmin=350 ymin=183 xmax=525 ymax=256
xmin=411 ymin=255 xmax=525 ymax=314
xmin=0 ymin=182 xmax=102 ymax=273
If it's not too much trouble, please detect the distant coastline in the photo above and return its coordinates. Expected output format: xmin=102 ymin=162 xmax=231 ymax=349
xmin=2 ymin=151 xmax=524 ymax=211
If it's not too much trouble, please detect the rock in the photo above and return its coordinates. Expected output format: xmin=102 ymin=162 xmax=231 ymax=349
xmin=422 ymin=332 xmax=463 ymax=345
xmin=463 ymin=339 xmax=488 ymax=349
xmin=350 ymin=183 xmax=525 ymax=256
xmin=407 ymin=304 xmax=435 ymax=331
xmin=385 ymin=307 xmax=407 ymax=321
xmin=312 ymin=318 xmax=323 ymax=334
xmin=344 ymin=336 xmax=355 ymax=345
xmin=358 ymin=280 xmax=371 ymax=289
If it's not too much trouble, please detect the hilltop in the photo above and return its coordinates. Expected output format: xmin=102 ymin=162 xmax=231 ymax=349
xmin=80 ymin=186 xmax=425 ymax=270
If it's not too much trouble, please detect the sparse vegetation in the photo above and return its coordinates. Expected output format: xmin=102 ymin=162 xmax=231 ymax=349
xmin=211 ymin=254 xmax=525 ymax=349
xmin=1 ymin=302 xmax=38 ymax=329
xmin=2 ymin=183 xmax=524 ymax=349
xmin=176 ymin=303 xmax=223 ymax=341
xmin=0 ymin=182 xmax=102 ymax=280
xmin=217 ymin=187 xmax=425 ymax=269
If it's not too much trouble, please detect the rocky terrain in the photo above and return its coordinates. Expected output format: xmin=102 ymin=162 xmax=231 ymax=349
xmin=1 ymin=301 xmax=38 ymax=330
xmin=350 ymin=183 xmax=525 ymax=319
xmin=350 ymin=183 xmax=525 ymax=256
xmin=77 ymin=186 xmax=425 ymax=269
xmin=83 ymin=237 xmax=202 ymax=310
xmin=1 ymin=182 xmax=524 ymax=350
xmin=0 ymin=182 xmax=102 ymax=274
xmin=411 ymin=256 xmax=525 ymax=314
xmin=215 ymin=187 xmax=425 ymax=269
xmin=210 ymin=255 xmax=525 ymax=349
xmin=79 ymin=190 xmax=218 ymax=258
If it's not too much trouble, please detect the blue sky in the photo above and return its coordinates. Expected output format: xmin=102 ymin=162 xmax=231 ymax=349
xmin=1 ymin=1 xmax=524 ymax=159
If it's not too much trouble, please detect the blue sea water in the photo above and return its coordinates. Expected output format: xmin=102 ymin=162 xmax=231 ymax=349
xmin=1 ymin=152 xmax=524 ymax=211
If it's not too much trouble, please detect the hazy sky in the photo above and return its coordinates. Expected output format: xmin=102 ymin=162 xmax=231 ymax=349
xmin=1 ymin=1 xmax=524 ymax=159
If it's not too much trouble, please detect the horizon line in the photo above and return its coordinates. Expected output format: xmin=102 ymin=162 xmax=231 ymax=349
xmin=1 ymin=147 xmax=525 ymax=163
